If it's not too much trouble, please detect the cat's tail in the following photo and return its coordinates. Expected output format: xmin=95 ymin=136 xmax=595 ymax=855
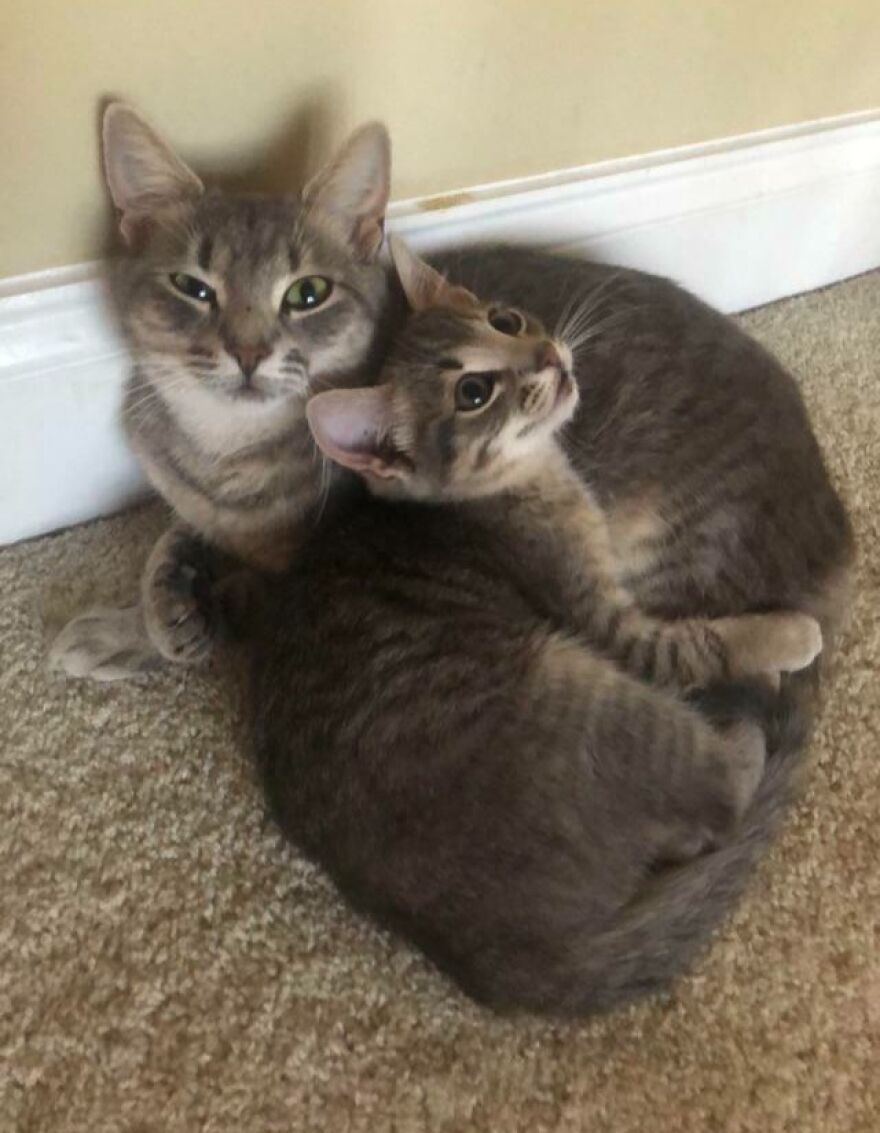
xmin=559 ymin=669 xmax=819 ymax=1016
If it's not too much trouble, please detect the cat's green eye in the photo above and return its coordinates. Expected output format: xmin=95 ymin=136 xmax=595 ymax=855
xmin=169 ymin=273 xmax=216 ymax=305
xmin=284 ymin=276 xmax=333 ymax=312
xmin=455 ymin=373 xmax=496 ymax=412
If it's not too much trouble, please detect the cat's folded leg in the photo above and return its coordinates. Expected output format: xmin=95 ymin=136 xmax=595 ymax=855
xmin=47 ymin=524 xmax=210 ymax=681
xmin=651 ymin=716 xmax=767 ymax=861
xmin=49 ymin=525 xmax=242 ymax=681
xmin=586 ymin=602 xmax=822 ymax=690
xmin=642 ymin=609 xmax=822 ymax=688
xmin=505 ymin=468 xmax=823 ymax=691
xmin=141 ymin=524 xmax=225 ymax=664
xmin=708 ymin=612 xmax=823 ymax=680
xmin=49 ymin=603 xmax=161 ymax=681
xmin=542 ymin=637 xmax=767 ymax=860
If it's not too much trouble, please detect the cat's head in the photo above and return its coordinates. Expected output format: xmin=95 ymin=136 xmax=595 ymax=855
xmin=307 ymin=238 xmax=576 ymax=500
xmin=103 ymin=103 xmax=391 ymax=405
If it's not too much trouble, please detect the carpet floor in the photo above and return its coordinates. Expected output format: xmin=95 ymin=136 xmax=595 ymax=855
xmin=1 ymin=272 xmax=878 ymax=1133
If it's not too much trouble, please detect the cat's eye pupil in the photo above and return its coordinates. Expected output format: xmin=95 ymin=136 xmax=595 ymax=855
xmin=456 ymin=374 xmax=495 ymax=411
xmin=284 ymin=275 xmax=332 ymax=312
xmin=170 ymin=273 xmax=215 ymax=304
xmin=488 ymin=308 xmax=524 ymax=336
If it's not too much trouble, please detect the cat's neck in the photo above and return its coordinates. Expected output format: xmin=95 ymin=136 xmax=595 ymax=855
xmin=459 ymin=440 xmax=611 ymax=633
xmin=456 ymin=441 xmax=593 ymax=542
xmin=481 ymin=442 xmax=581 ymax=505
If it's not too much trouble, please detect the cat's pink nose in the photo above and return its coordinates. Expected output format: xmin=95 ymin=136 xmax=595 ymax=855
xmin=230 ymin=343 xmax=271 ymax=379
xmin=534 ymin=341 xmax=562 ymax=373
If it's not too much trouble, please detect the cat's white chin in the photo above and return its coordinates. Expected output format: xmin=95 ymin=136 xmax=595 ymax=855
xmin=162 ymin=377 xmax=301 ymax=454
xmin=545 ymin=369 xmax=578 ymax=429
xmin=230 ymin=385 xmax=272 ymax=403
xmin=223 ymin=373 xmax=307 ymax=403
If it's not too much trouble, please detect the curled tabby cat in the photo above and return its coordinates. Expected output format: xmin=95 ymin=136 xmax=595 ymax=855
xmin=248 ymin=240 xmax=823 ymax=1015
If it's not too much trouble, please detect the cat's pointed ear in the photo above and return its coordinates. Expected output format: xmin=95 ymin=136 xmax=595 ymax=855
xmin=307 ymin=386 xmax=407 ymax=481
xmin=303 ymin=122 xmax=391 ymax=261
xmin=389 ymin=235 xmax=479 ymax=314
xmin=102 ymin=102 xmax=203 ymax=245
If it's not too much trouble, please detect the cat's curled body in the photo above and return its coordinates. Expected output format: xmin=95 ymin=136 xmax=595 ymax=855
xmin=255 ymin=495 xmax=747 ymax=1014
xmin=249 ymin=244 xmax=827 ymax=1016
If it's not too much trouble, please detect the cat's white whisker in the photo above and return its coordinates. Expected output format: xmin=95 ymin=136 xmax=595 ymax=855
xmin=557 ymin=271 xmax=627 ymax=345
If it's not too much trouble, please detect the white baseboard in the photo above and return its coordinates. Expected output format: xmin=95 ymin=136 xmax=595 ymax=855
xmin=3 ymin=109 xmax=880 ymax=546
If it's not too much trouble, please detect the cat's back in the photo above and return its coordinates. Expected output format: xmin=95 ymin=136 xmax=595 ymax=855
xmin=257 ymin=492 xmax=536 ymax=659
xmin=249 ymin=494 xmax=617 ymax=949
xmin=251 ymin=494 xmax=547 ymax=812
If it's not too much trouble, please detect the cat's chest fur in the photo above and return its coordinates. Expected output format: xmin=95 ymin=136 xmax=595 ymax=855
xmin=126 ymin=377 xmax=321 ymax=568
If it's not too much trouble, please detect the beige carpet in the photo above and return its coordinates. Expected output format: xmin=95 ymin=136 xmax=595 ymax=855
xmin=2 ymin=272 xmax=878 ymax=1133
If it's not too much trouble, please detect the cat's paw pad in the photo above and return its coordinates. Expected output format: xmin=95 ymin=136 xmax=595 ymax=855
xmin=49 ymin=605 xmax=161 ymax=682
xmin=145 ymin=563 xmax=216 ymax=664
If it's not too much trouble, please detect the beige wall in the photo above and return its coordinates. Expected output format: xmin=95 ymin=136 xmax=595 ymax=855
xmin=3 ymin=1 xmax=880 ymax=279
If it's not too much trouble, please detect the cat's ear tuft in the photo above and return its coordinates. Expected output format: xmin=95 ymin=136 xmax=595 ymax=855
xmin=303 ymin=122 xmax=391 ymax=261
xmin=389 ymin=236 xmax=479 ymax=314
xmin=307 ymin=386 xmax=407 ymax=480
xmin=102 ymin=102 xmax=203 ymax=245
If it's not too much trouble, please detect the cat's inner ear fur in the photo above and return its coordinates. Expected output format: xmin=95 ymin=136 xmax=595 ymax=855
xmin=389 ymin=236 xmax=479 ymax=314
xmin=303 ymin=122 xmax=391 ymax=261
xmin=102 ymin=102 xmax=203 ymax=245
xmin=307 ymin=386 xmax=406 ymax=480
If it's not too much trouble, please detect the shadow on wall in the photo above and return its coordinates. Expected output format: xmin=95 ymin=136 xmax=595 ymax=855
xmin=90 ymin=83 xmax=342 ymax=262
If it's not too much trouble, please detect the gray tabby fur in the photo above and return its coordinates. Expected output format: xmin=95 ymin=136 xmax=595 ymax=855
xmin=52 ymin=104 xmax=392 ymax=674
xmin=249 ymin=245 xmax=844 ymax=1015
xmin=48 ymin=112 xmax=853 ymax=1012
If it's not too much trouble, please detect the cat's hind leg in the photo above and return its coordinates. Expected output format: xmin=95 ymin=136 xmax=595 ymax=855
xmin=537 ymin=636 xmax=767 ymax=862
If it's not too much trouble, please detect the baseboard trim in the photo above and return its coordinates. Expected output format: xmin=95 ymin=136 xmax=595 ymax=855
xmin=4 ymin=109 xmax=880 ymax=545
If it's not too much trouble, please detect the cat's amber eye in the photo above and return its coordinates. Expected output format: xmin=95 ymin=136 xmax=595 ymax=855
xmin=455 ymin=373 xmax=496 ymax=412
xmin=488 ymin=308 xmax=524 ymax=336
xmin=284 ymin=276 xmax=333 ymax=312
xmin=169 ymin=273 xmax=216 ymax=305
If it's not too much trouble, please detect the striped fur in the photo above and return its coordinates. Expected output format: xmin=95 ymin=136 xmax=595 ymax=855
xmin=309 ymin=249 xmax=824 ymax=693
xmin=245 ymin=255 xmax=845 ymax=1015
xmin=56 ymin=106 xmax=392 ymax=665
xmin=430 ymin=247 xmax=854 ymax=647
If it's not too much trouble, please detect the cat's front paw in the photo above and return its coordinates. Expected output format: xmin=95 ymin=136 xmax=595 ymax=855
xmin=143 ymin=558 xmax=216 ymax=665
xmin=49 ymin=605 xmax=161 ymax=682
xmin=724 ymin=611 xmax=823 ymax=677
xmin=757 ymin=612 xmax=823 ymax=673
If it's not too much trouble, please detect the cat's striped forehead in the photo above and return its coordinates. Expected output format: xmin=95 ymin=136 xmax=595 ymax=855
xmin=147 ymin=189 xmax=361 ymax=287
xmin=190 ymin=194 xmax=302 ymax=269
xmin=390 ymin=309 xmax=480 ymax=365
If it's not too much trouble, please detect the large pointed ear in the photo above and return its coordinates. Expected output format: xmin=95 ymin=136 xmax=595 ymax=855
xmin=389 ymin=235 xmax=479 ymax=314
xmin=307 ymin=386 xmax=408 ymax=480
xmin=302 ymin=122 xmax=391 ymax=260
xmin=102 ymin=102 xmax=203 ymax=245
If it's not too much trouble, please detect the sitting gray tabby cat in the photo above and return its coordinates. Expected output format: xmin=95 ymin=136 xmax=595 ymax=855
xmin=248 ymin=240 xmax=822 ymax=1015
xmin=52 ymin=103 xmax=393 ymax=678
